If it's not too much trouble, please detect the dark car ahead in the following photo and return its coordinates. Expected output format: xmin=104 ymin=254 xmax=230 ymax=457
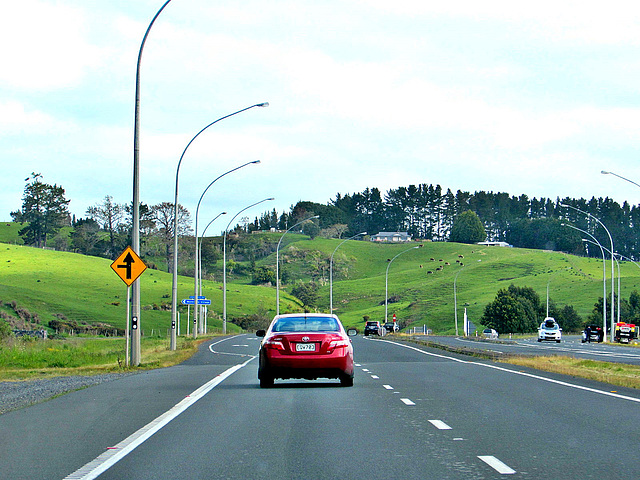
xmin=582 ymin=325 xmax=604 ymax=343
xmin=256 ymin=313 xmax=356 ymax=388
xmin=383 ymin=322 xmax=399 ymax=334
xmin=364 ymin=321 xmax=381 ymax=336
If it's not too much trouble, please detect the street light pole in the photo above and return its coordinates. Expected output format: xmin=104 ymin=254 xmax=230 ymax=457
xmin=196 ymin=211 xmax=226 ymax=334
xmin=562 ymin=223 xmax=607 ymax=338
xmin=170 ymin=103 xmax=268 ymax=350
xmin=276 ymin=216 xmax=320 ymax=315
xmin=385 ymin=245 xmax=422 ymax=324
xmin=223 ymin=198 xmax=274 ymax=333
xmin=561 ymin=204 xmax=615 ymax=341
xmin=329 ymin=232 xmax=366 ymax=314
xmin=193 ymin=160 xmax=261 ymax=338
xmin=453 ymin=266 xmax=466 ymax=336
xmin=131 ymin=0 xmax=173 ymax=366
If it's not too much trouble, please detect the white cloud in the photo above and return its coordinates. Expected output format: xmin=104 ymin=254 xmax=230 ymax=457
xmin=0 ymin=0 xmax=101 ymax=90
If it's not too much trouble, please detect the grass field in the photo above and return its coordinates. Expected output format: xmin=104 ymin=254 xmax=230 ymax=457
xmin=2 ymin=224 xmax=640 ymax=335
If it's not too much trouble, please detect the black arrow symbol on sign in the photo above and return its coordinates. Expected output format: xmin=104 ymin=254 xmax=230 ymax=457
xmin=117 ymin=252 xmax=135 ymax=279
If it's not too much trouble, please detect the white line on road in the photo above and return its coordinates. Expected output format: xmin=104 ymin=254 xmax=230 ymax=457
xmin=209 ymin=335 xmax=253 ymax=357
xmin=383 ymin=384 xmax=394 ymax=390
xmin=478 ymin=455 xmax=516 ymax=474
xmin=64 ymin=356 xmax=255 ymax=480
xmin=375 ymin=338 xmax=640 ymax=404
xmin=428 ymin=420 xmax=452 ymax=430
xmin=371 ymin=375 xmax=379 ymax=379
xmin=401 ymin=398 xmax=416 ymax=405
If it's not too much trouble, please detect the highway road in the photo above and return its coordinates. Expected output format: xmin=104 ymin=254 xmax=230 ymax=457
xmin=415 ymin=334 xmax=640 ymax=366
xmin=2 ymin=334 xmax=640 ymax=479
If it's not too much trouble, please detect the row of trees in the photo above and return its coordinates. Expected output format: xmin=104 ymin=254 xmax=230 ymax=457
xmin=481 ymin=284 xmax=640 ymax=334
xmin=11 ymin=175 xmax=640 ymax=273
xmin=248 ymin=184 xmax=640 ymax=260
xmin=10 ymin=176 xmax=193 ymax=271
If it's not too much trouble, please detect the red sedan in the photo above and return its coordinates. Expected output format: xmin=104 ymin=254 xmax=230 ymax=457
xmin=256 ymin=313 xmax=356 ymax=388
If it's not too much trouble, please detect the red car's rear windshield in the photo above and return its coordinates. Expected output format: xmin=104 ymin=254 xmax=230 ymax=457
xmin=272 ymin=317 xmax=340 ymax=333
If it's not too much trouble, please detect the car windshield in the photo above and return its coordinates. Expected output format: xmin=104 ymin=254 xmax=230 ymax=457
xmin=543 ymin=321 xmax=558 ymax=330
xmin=272 ymin=316 xmax=340 ymax=332
xmin=366 ymin=322 xmax=378 ymax=326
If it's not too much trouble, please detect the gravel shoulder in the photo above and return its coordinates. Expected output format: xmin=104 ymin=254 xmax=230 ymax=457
xmin=0 ymin=374 xmax=135 ymax=415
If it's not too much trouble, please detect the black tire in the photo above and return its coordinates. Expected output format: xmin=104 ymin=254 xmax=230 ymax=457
xmin=340 ymin=375 xmax=354 ymax=387
xmin=259 ymin=374 xmax=274 ymax=388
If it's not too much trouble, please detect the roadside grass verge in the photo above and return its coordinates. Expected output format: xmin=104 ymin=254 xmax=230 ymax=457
xmin=0 ymin=335 xmax=211 ymax=381
xmin=500 ymin=355 xmax=640 ymax=390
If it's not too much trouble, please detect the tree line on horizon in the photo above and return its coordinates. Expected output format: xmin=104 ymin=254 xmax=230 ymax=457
xmin=9 ymin=175 xmax=640 ymax=265
xmin=250 ymin=184 xmax=640 ymax=261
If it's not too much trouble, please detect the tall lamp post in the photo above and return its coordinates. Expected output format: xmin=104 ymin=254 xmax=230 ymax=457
xmin=197 ymin=211 xmax=226 ymax=334
xmin=223 ymin=198 xmax=274 ymax=333
xmin=170 ymin=103 xmax=268 ymax=350
xmin=561 ymin=204 xmax=615 ymax=341
xmin=583 ymin=240 xmax=622 ymax=325
xmin=385 ymin=245 xmax=422 ymax=324
xmin=453 ymin=266 xmax=466 ymax=336
xmin=562 ymin=223 xmax=608 ymax=338
xmin=276 ymin=216 xmax=320 ymax=315
xmin=131 ymin=0 xmax=173 ymax=366
xmin=329 ymin=232 xmax=366 ymax=314
xmin=193 ymin=160 xmax=261 ymax=338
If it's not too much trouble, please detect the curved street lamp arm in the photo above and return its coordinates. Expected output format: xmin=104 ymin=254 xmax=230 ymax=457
xmin=601 ymin=170 xmax=640 ymax=189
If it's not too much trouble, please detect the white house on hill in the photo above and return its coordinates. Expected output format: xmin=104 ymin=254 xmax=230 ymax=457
xmin=370 ymin=232 xmax=412 ymax=242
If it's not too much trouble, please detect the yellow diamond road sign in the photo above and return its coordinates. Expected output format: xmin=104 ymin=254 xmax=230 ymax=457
xmin=111 ymin=246 xmax=147 ymax=286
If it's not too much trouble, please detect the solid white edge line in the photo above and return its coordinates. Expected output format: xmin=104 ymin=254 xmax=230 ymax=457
xmin=428 ymin=419 xmax=452 ymax=430
xmin=64 ymin=356 xmax=255 ymax=480
xmin=478 ymin=455 xmax=516 ymax=474
xmin=375 ymin=338 xmax=640 ymax=404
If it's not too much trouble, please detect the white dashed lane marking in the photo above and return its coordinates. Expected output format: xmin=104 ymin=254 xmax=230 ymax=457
xmin=478 ymin=456 xmax=516 ymax=475
xmin=383 ymin=385 xmax=394 ymax=390
xmin=400 ymin=398 xmax=416 ymax=406
xmin=428 ymin=420 xmax=452 ymax=430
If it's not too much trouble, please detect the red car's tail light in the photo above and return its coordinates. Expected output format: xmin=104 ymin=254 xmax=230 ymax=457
xmin=327 ymin=338 xmax=350 ymax=353
xmin=264 ymin=337 xmax=285 ymax=351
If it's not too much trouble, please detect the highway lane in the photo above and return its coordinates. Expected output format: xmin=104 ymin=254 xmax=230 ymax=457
xmin=414 ymin=334 xmax=640 ymax=365
xmin=3 ymin=334 xmax=640 ymax=479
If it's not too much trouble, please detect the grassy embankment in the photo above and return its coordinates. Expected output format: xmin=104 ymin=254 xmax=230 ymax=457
xmin=0 ymin=335 xmax=206 ymax=381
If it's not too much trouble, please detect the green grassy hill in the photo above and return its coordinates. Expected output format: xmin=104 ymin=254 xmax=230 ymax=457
xmin=0 ymin=243 xmax=300 ymax=335
xmin=2 ymin=225 xmax=639 ymax=335
xmin=261 ymin=237 xmax=640 ymax=332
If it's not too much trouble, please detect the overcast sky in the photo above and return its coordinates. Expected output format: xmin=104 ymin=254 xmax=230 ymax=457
xmin=2 ymin=0 xmax=640 ymax=230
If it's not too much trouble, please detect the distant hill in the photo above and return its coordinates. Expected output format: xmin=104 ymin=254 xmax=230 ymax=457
xmin=3 ymin=235 xmax=638 ymax=335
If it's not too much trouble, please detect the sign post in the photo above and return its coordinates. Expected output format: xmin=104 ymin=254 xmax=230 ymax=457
xmin=111 ymin=246 xmax=147 ymax=365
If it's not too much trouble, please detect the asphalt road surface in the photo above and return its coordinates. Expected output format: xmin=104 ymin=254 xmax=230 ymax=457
xmin=417 ymin=334 xmax=640 ymax=365
xmin=2 ymin=334 xmax=640 ymax=479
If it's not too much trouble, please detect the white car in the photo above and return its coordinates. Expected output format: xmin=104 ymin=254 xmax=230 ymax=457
xmin=538 ymin=317 xmax=561 ymax=343
xmin=482 ymin=328 xmax=498 ymax=339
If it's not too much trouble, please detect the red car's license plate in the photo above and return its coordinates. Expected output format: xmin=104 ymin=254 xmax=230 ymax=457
xmin=295 ymin=343 xmax=316 ymax=352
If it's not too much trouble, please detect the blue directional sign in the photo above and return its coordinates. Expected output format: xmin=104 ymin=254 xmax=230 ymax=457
xmin=181 ymin=298 xmax=211 ymax=305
